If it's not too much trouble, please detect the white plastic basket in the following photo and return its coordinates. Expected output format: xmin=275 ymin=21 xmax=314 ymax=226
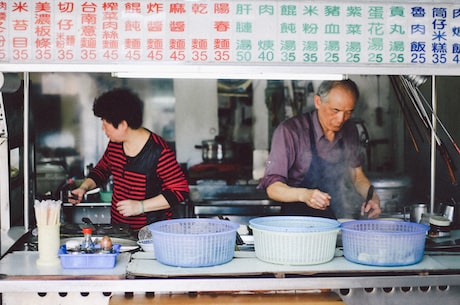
xmin=341 ymin=220 xmax=428 ymax=266
xmin=249 ymin=216 xmax=340 ymax=265
xmin=149 ymin=218 xmax=239 ymax=267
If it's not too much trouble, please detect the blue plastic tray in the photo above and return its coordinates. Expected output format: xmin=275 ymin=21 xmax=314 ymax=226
xmin=58 ymin=244 xmax=121 ymax=269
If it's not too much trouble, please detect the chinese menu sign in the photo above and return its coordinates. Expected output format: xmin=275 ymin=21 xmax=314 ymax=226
xmin=1 ymin=1 xmax=460 ymax=70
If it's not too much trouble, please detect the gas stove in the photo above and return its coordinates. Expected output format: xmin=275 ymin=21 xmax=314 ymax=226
xmin=60 ymin=223 xmax=134 ymax=239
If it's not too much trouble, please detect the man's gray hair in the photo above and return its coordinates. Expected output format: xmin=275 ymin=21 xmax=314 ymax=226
xmin=316 ymin=80 xmax=360 ymax=102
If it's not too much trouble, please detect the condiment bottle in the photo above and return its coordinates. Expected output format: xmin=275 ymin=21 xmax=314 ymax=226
xmin=100 ymin=235 xmax=113 ymax=253
xmin=81 ymin=227 xmax=95 ymax=253
xmin=428 ymin=215 xmax=451 ymax=238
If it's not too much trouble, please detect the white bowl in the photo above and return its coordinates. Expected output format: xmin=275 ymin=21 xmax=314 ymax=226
xmin=137 ymin=239 xmax=154 ymax=252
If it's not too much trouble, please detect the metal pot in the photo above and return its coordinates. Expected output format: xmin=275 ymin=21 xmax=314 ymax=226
xmin=195 ymin=139 xmax=234 ymax=163
xmin=368 ymin=173 xmax=412 ymax=213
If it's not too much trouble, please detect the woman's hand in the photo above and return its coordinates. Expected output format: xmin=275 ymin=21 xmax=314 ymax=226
xmin=116 ymin=199 xmax=144 ymax=216
xmin=68 ymin=187 xmax=86 ymax=204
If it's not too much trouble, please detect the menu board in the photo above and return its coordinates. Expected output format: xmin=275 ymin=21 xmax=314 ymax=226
xmin=0 ymin=1 xmax=460 ymax=74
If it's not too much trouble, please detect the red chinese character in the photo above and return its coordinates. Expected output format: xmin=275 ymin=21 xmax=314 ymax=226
xmin=214 ymin=21 xmax=230 ymax=32
xmin=103 ymin=2 xmax=118 ymax=11
xmin=0 ymin=2 xmax=7 ymax=10
xmin=35 ymin=37 xmax=51 ymax=48
xmin=214 ymin=38 xmax=230 ymax=50
xmin=35 ymin=1 xmax=51 ymax=12
xmin=147 ymin=38 xmax=162 ymax=49
xmin=13 ymin=2 xmax=29 ymax=12
xmin=13 ymin=19 xmax=28 ymax=31
xmin=13 ymin=37 xmax=28 ymax=48
xmin=169 ymin=21 xmax=185 ymax=32
xmin=192 ymin=39 xmax=208 ymax=50
xmin=103 ymin=11 xmax=118 ymax=21
xmin=81 ymin=14 xmax=97 ymax=25
xmin=58 ymin=2 xmax=74 ymax=13
xmin=147 ymin=21 xmax=162 ymax=32
xmin=35 ymin=26 xmax=51 ymax=37
xmin=125 ymin=21 xmax=141 ymax=32
xmin=214 ymin=3 xmax=230 ymax=14
xmin=169 ymin=39 xmax=185 ymax=50
xmin=57 ymin=19 xmax=73 ymax=31
xmin=146 ymin=3 xmax=163 ymax=14
xmin=125 ymin=2 xmax=141 ymax=13
xmin=102 ymin=21 xmax=118 ymax=30
xmin=81 ymin=25 xmax=97 ymax=36
xmin=191 ymin=3 xmax=208 ymax=14
xmin=169 ymin=3 xmax=185 ymax=14
xmin=66 ymin=35 xmax=75 ymax=46
xmin=81 ymin=2 xmax=97 ymax=13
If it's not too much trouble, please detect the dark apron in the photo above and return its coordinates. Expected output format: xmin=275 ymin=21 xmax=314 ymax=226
xmin=281 ymin=113 xmax=346 ymax=219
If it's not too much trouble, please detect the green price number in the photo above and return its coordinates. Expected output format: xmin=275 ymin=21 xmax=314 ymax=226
xmin=236 ymin=51 xmax=251 ymax=62
xmin=346 ymin=53 xmax=360 ymax=63
xmin=390 ymin=53 xmax=404 ymax=63
xmin=281 ymin=52 xmax=296 ymax=62
xmin=258 ymin=51 xmax=274 ymax=62
xmin=302 ymin=53 xmax=318 ymax=63
xmin=368 ymin=53 xmax=383 ymax=63
xmin=325 ymin=52 xmax=339 ymax=63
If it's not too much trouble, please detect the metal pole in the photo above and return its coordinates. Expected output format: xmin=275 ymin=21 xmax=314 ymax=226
xmin=430 ymin=76 xmax=436 ymax=213
xmin=23 ymin=72 xmax=29 ymax=230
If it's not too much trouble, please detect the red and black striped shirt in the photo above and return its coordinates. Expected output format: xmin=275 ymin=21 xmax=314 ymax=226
xmin=88 ymin=132 xmax=189 ymax=231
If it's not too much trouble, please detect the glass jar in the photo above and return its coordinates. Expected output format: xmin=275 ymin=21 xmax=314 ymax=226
xmin=428 ymin=215 xmax=451 ymax=238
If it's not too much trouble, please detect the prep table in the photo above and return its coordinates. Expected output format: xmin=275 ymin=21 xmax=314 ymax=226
xmin=1 ymin=232 xmax=460 ymax=305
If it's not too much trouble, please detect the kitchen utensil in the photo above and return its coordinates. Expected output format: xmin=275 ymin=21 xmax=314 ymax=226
xmin=365 ymin=185 xmax=374 ymax=207
xmin=249 ymin=216 xmax=340 ymax=265
xmin=137 ymin=239 xmax=154 ymax=252
xmin=218 ymin=215 xmax=244 ymax=245
xmin=404 ymin=203 xmax=427 ymax=223
xmin=194 ymin=137 xmax=235 ymax=163
xmin=443 ymin=204 xmax=455 ymax=223
xmin=82 ymin=216 xmax=95 ymax=229
xmin=99 ymin=190 xmax=112 ymax=203
xmin=341 ymin=220 xmax=428 ymax=266
xmin=138 ymin=225 xmax=152 ymax=240
xmin=149 ymin=218 xmax=239 ymax=267
xmin=361 ymin=185 xmax=374 ymax=218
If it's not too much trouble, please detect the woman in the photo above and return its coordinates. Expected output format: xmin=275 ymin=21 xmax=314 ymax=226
xmin=69 ymin=88 xmax=189 ymax=231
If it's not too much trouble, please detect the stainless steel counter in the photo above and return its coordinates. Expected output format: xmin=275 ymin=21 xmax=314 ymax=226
xmin=1 ymin=241 xmax=460 ymax=305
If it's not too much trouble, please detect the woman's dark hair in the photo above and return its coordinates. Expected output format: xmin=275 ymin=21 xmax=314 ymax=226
xmin=93 ymin=88 xmax=143 ymax=129
xmin=316 ymin=79 xmax=360 ymax=102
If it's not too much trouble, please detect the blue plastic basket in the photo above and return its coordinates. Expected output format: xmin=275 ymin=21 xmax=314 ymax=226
xmin=249 ymin=216 xmax=341 ymax=265
xmin=58 ymin=244 xmax=121 ymax=269
xmin=149 ymin=218 xmax=239 ymax=267
xmin=341 ymin=220 xmax=428 ymax=266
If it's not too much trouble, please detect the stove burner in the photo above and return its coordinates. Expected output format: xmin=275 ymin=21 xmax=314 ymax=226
xmin=60 ymin=223 xmax=133 ymax=238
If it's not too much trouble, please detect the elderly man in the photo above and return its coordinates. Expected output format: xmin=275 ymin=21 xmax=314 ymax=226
xmin=258 ymin=80 xmax=381 ymax=219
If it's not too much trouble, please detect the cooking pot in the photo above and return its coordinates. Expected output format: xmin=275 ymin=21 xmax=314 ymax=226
xmin=368 ymin=172 xmax=412 ymax=213
xmin=195 ymin=138 xmax=234 ymax=163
